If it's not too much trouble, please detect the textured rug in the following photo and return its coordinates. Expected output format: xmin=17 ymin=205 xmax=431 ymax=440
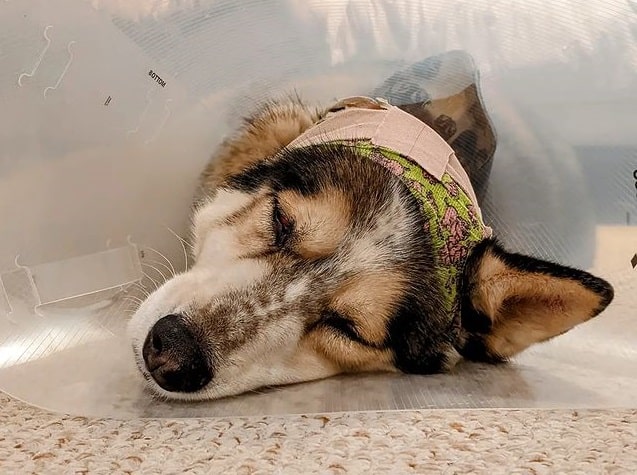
xmin=1 ymin=394 xmax=635 ymax=474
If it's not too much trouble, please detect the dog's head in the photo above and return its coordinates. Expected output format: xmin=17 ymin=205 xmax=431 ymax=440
xmin=128 ymin=143 xmax=613 ymax=401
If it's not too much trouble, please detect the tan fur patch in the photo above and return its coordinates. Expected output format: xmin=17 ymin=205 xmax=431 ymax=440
xmin=233 ymin=198 xmax=276 ymax=257
xmin=470 ymin=250 xmax=509 ymax=318
xmin=472 ymin=250 xmax=603 ymax=357
xmin=279 ymin=189 xmax=352 ymax=260
xmin=330 ymin=271 xmax=408 ymax=345
xmin=302 ymin=329 xmax=396 ymax=372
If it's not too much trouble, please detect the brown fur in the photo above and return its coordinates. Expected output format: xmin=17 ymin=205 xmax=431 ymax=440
xmin=279 ymin=188 xmax=352 ymax=260
xmin=197 ymin=100 xmax=323 ymax=197
xmin=303 ymin=329 xmax=396 ymax=372
xmin=129 ymin=96 xmax=613 ymax=400
xmin=330 ymin=271 xmax=408 ymax=345
xmin=196 ymin=99 xmax=610 ymax=371
xmin=469 ymin=248 xmax=604 ymax=358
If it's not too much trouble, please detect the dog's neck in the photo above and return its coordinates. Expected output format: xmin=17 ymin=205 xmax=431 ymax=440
xmin=288 ymin=96 xmax=492 ymax=319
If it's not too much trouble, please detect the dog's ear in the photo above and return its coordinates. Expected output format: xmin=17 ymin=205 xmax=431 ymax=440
xmin=457 ymin=239 xmax=614 ymax=363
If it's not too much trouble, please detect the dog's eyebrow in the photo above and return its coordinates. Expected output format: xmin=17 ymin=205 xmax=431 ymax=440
xmin=221 ymin=193 xmax=267 ymax=226
xmin=270 ymin=157 xmax=321 ymax=195
xmin=227 ymin=161 xmax=272 ymax=191
xmin=228 ymin=147 xmax=326 ymax=195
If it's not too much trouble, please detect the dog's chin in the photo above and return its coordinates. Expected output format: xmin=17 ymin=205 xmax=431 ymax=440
xmin=136 ymin=371 xmax=265 ymax=403
xmin=132 ymin=351 xmax=343 ymax=402
xmin=143 ymin=379 xmax=215 ymax=402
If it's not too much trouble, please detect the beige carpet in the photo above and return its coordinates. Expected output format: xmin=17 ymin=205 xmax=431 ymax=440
xmin=0 ymin=394 xmax=635 ymax=474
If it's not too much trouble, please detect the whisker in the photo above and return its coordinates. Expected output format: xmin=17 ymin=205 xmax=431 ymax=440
xmin=130 ymin=279 xmax=149 ymax=290
xmin=142 ymin=271 xmax=161 ymax=289
xmin=248 ymin=388 xmax=269 ymax=396
xmin=247 ymin=385 xmax=284 ymax=397
xmin=124 ymin=297 xmax=144 ymax=308
xmin=142 ymin=246 xmax=176 ymax=277
xmin=165 ymin=225 xmax=192 ymax=270
xmin=127 ymin=280 xmax=149 ymax=292
xmin=165 ymin=224 xmax=193 ymax=250
xmin=123 ymin=295 xmax=144 ymax=303
xmin=142 ymin=262 xmax=169 ymax=283
xmin=125 ymin=290 xmax=149 ymax=302
xmin=128 ymin=282 xmax=151 ymax=299
xmin=145 ymin=259 xmax=175 ymax=280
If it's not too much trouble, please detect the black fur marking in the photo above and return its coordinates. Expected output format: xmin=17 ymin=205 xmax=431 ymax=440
xmin=461 ymin=308 xmax=492 ymax=334
xmin=459 ymin=334 xmax=505 ymax=364
xmin=310 ymin=311 xmax=386 ymax=350
xmin=227 ymin=161 xmax=271 ymax=191
xmin=269 ymin=152 xmax=323 ymax=195
xmin=387 ymin=292 xmax=451 ymax=374
xmin=382 ymin=190 xmax=455 ymax=375
xmin=228 ymin=144 xmax=357 ymax=196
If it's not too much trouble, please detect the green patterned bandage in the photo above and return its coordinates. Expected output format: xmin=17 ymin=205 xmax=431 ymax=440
xmin=338 ymin=139 xmax=489 ymax=317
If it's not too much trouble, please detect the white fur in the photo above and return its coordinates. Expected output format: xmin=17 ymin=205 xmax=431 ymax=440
xmin=191 ymin=188 xmax=259 ymax=258
xmin=343 ymin=189 xmax=414 ymax=272
xmin=284 ymin=277 xmax=309 ymax=302
xmin=127 ymin=259 xmax=270 ymax=381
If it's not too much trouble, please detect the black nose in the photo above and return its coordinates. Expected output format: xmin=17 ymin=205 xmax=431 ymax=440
xmin=142 ymin=314 xmax=212 ymax=393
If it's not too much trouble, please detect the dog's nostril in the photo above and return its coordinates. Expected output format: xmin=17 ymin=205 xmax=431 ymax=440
xmin=142 ymin=330 xmax=166 ymax=372
xmin=150 ymin=331 xmax=162 ymax=353
xmin=141 ymin=314 xmax=212 ymax=393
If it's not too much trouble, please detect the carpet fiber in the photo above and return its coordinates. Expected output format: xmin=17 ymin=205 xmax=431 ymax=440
xmin=1 ymin=394 xmax=635 ymax=474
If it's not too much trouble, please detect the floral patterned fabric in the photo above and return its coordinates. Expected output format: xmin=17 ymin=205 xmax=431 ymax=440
xmin=339 ymin=140 xmax=490 ymax=318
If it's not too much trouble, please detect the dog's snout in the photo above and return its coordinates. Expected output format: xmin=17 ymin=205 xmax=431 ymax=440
xmin=142 ymin=314 xmax=212 ymax=393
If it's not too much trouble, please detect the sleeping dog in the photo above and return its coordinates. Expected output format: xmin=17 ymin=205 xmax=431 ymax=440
xmin=127 ymin=90 xmax=613 ymax=401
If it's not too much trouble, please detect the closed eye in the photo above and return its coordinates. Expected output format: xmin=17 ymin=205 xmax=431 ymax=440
xmin=312 ymin=311 xmax=386 ymax=350
xmin=272 ymin=197 xmax=294 ymax=248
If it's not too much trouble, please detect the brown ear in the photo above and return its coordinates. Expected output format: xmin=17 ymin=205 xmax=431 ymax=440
xmin=457 ymin=240 xmax=614 ymax=363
